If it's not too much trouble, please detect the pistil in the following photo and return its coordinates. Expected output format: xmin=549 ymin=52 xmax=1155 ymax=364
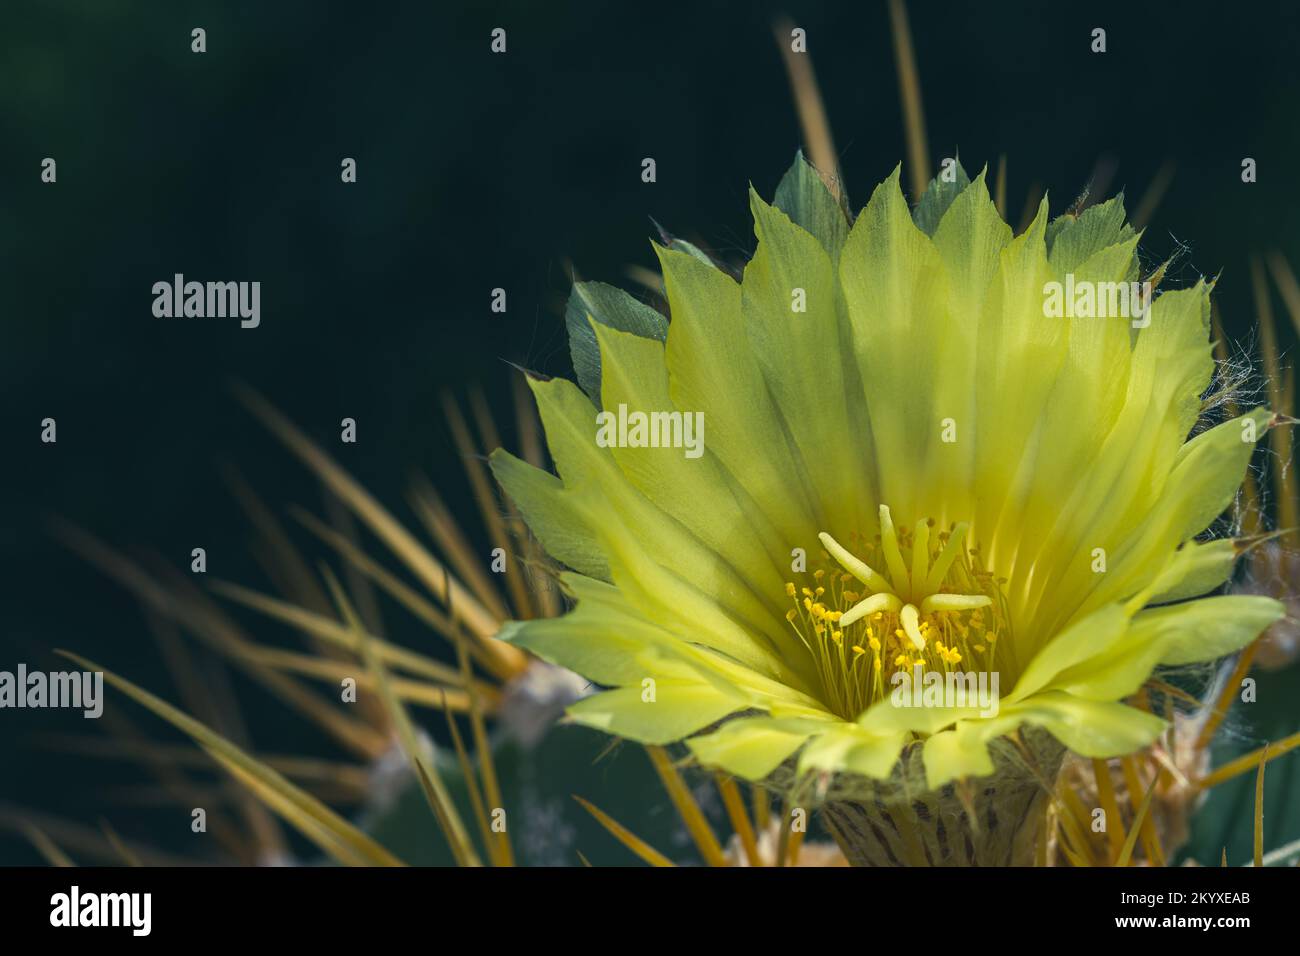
xmin=785 ymin=505 xmax=1007 ymax=719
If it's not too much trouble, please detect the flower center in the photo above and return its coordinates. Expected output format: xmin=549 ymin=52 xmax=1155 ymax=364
xmin=784 ymin=505 xmax=1009 ymax=720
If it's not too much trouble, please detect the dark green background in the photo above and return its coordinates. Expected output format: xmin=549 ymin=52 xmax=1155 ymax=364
xmin=3 ymin=0 xmax=1299 ymax=864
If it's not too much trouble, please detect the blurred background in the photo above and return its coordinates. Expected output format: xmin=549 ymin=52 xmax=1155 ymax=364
xmin=3 ymin=0 xmax=1299 ymax=865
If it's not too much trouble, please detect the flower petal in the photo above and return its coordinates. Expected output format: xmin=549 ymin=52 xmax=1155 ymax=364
xmin=687 ymin=716 xmax=835 ymax=780
xmin=1145 ymin=594 xmax=1285 ymax=668
xmin=1146 ymin=538 xmax=1238 ymax=604
xmin=524 ymin=373 xmax=795 ymax=668
xmin=567 ymin=684 xmax=745 ymax=745
xmin=657 ymin=245 xmax=820 ymax=548
xmin=839 ymin=167 xmax=950 ymax=524
xmin=746 ymin=187 xmax=875 ymax=534
xmin=772 ymin=151 xmax=849 ymax=257
xmin=489 ymin=447 xmax=610 ymax=580
xmin=593 ymin=321 xmax=791 ymax=600
xmin=796 ymin=723 xmax=910 ymax=780
xmin=1000 ymin=691 xmax=1167 ymax=758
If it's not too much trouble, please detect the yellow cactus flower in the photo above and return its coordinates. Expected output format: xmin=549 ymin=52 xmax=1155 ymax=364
xmin=492 ymin=155 xmax=1284 ymax=865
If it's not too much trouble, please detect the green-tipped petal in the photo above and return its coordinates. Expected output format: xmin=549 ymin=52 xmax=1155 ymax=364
xmin=489 ymin=447 xmax=609 ymax=580
xmin=564 ymin=281 xmax=667 ymax=403
xmin=773 ymin=151 xmax=849 ymax=257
